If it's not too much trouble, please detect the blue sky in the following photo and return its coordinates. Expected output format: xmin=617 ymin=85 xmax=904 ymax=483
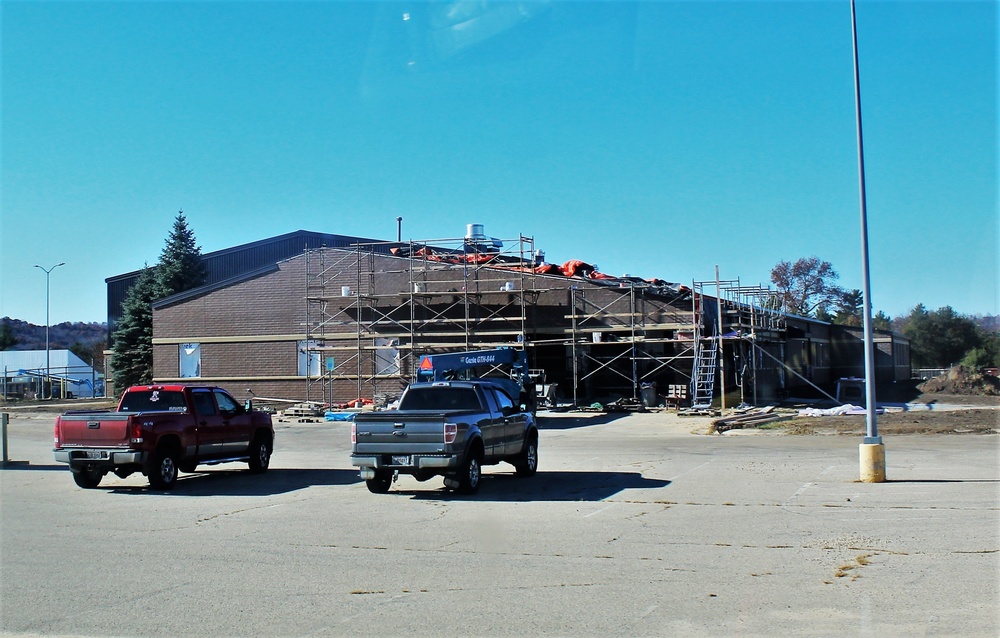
xmin=2 ymin=0 xmax=996 ymax=326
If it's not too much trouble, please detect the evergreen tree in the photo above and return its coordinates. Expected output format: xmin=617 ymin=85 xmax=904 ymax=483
xmin=157 ymin=211 xmax=208 ymax=296
xmin=833 ymin=289 xmax=864 ymax=327
xmin=902 ymin=304 xmax=982 ymax=368
xmin=872 ymin=311 xmax=893 ymax=331
xmin=0 ymin=319 xmax=18 ymax=350
xmin=110 ymin=213 xmax=208 ymax=393
xmin=111 ymin=266 xmax=164 ymax=392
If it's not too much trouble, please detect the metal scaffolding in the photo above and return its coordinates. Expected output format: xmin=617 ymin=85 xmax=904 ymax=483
xmin=302 ymin=240 xmax=785 ymax=409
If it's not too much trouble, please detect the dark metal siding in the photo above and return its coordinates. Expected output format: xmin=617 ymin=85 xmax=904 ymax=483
xmin=106 ymin=230 xmax=389 ymax=343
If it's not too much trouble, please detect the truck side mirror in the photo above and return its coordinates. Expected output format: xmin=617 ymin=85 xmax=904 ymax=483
xmin=244 ymin=399 xmax=253 ymax=412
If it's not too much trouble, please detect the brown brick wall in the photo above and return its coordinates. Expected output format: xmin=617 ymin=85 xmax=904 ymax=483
xmin=152 ymin=247 xmax=699 ymax=403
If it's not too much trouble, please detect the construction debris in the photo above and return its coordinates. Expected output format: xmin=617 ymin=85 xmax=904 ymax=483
xmin=281 ymin=402 xmax=325 ymax=419
xmin=710 ymin=406 xmax=786 ymax=432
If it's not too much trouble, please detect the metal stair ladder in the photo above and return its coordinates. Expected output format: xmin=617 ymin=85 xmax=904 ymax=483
xmin=691 ymin=338 xmax=718 ymax=409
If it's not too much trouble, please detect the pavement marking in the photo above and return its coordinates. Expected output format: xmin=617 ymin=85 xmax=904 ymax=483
xmin=585 ymin=502 xmax=619 ymax=518
xmin=639 ymin=604 xmax=658 ymax=619
xmin=668 ymin=458 xmax=715 ymax=481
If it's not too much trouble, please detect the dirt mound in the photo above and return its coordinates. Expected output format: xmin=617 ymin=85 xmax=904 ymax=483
xmin=917 ymin=366 xmax=1000 ymax=396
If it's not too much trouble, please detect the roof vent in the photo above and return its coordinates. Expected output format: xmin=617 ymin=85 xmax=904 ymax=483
xmin=466 ymin=223 xmax=486 ymax=241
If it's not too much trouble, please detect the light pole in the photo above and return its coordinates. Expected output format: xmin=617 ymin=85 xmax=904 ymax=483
xmin=850 ymin=0 xmax=884 ymax=482
xmin=34 ymin=262 xmax=65 ymax=400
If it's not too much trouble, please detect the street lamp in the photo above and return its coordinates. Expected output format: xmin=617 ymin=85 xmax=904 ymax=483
xmin=34 ymin=262 xmax=65 ymax=400
xmin=850 ymin=0 xmax=884 ymax=482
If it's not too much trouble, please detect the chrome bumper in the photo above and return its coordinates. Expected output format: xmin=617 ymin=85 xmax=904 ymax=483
xmin=54 ymin=449 xmax=147 ymax=465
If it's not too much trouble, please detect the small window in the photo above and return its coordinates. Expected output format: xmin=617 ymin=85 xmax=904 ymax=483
xmin=297 ymin=340 xmax=321 ymax=377
xmin=179 ymin=343 xmax=201 ymax=378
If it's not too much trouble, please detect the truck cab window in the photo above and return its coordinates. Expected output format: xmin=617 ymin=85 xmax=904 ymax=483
xmin=191 ymin=391 xmax=217 ymax=416
xmin=494 ymin=389 xmax=516 ymax=414
xmin=214 ymin=390 xmax=242 ymax=416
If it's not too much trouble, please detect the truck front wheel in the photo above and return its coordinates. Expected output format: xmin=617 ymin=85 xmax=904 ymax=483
xmin=366 ymin=469 xmax=392 ymax=493
xmin=248 ymin=435 xmax=271 ymax=474
xmin=73 ymin=467 xmax=104 ymax=489
xmin=147 ymin=447 xmax=179 ymax=490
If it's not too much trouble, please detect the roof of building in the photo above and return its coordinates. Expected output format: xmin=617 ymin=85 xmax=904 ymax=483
xmin=0 ymin=349 xmax=96 ymax=373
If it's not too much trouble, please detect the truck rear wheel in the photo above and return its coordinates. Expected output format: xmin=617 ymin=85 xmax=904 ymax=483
xmin=366 ymin=469 xmax=392 ymax=493
xmin=456 ymin=447 xmax=483 ymax=495
xmin=73 ymin=467 xmax=104 ymax=489
xmin=147 ymin=447 xmax=179 ymax=490
xmin=514 ymin=433 xmax=538 ymax=477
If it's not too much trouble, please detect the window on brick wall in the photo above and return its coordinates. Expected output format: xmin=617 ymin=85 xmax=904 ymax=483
xmin=374 ymin=338 xmax=400 ymax=375
xmin=179 ymin=343 xmax=201 ymax=378
xmin=298 ymin=340 xmax=321 ymax=377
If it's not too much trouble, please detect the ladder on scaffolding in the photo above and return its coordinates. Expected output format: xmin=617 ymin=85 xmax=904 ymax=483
xmin=691 ymin=336 xmax=717 ymax=409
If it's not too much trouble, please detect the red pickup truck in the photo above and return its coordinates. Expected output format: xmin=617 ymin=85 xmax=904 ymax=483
xmin=53 ymin=385 xmax=274 ymax=490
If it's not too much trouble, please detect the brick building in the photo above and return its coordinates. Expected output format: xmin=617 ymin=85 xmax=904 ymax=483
xmin=112 ymin=228 xmax=909 ymax=407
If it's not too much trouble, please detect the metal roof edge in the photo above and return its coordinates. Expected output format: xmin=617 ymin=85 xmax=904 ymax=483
xmin=152 ymin=263 xmax=280 ymax=310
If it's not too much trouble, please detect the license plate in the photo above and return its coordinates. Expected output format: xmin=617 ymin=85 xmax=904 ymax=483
xmin=391 ymin=455 xmax=411 ymax=466
xmin=85 ymin=450 xmax=106 ymax=460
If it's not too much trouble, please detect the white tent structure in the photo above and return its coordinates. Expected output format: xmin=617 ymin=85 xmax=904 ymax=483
xmin=0 ymin=350 xmax=103 ymax=399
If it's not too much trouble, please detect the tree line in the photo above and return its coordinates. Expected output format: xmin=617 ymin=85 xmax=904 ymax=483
xmin=771 ymin=257 xmax=998 ymax=370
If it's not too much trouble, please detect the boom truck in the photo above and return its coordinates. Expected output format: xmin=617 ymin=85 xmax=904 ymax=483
xmin=414 ymin=347 xmax=536 ymax=415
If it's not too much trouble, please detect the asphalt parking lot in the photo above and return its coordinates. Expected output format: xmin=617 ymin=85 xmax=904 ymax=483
xmin=1 ymin=408 xmax=998 ymax=637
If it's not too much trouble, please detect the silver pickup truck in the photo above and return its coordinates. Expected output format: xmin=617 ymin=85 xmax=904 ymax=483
xmin=350 ymin=380 xmax=539 ymax=494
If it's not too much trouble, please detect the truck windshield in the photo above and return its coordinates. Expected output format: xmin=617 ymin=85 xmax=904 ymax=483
xmin=119 ymin=390 xmax=187 ymax=413
xmin=399 ymin=387 xmax=481 ymax=412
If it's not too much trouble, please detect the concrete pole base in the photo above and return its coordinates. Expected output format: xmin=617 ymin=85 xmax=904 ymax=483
xmin=859 ymin=442 xmax=886 ymax=483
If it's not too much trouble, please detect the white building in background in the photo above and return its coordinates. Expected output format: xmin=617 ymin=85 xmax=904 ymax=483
xmin=0 ymin=350 xmax=104 ymax=399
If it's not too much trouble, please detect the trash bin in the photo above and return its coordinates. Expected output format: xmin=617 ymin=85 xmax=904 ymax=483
xmin=640 ymin=382 xmax=657 ymax=408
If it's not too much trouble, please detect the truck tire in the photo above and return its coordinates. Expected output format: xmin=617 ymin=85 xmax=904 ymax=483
xmin=147 ymin=446 xmax=179 ymax=490
xmin=73 ymin=467 xmax=104 ymax=489
xmin=247 ymin=435 xmax=271 ymax=474
xmin=366 ymin=469 xmax=392 ymax=493
xmin=456 ymin=446 xmax=483 ymax=495
xmin=514 ymin=433 xmax=538 ymax=477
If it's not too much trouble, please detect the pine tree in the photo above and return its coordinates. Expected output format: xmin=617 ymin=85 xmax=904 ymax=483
xmin=110 ymin=266 xmax=164 ymax=392
xmin=157 ymin=211 xmax=208 ymax=296
xmin=0 ymin=319 xmax=18 ymax=350
xmin=110 ymin=213 xmax=208 ymax=394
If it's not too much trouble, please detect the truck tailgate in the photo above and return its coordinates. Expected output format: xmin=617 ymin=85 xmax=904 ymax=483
xmin=57 ymin=413 xmax=133 ymax=447
xmin=353 ymin=412 xmax=452 ymax=454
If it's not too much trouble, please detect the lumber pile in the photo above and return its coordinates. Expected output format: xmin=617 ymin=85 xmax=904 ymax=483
xmin=710 ymin=406 xmax=788 ymax=433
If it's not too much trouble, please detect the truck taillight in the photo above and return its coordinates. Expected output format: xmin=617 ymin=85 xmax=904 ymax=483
xmin=53 ymin=422 xmax=61 ymax=448
xmin=130 ymin=421 xmax=143 ymax=444
xmin=351 ymin=423 xmax=357 ymax=444
xmin=444 ymin=422 xmax=458 ymax=445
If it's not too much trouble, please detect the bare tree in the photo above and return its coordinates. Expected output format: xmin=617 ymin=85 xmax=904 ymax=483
xmin=770 ymin=257 xmax=844 ymax=317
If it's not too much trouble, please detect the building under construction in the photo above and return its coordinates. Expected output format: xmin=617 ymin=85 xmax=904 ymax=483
xmin=142 ymin=227 xmax=910 ymax=407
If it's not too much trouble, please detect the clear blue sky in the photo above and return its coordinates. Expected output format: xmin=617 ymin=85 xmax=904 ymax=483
xmin=2 ymin=0 xmax=996 ymax=326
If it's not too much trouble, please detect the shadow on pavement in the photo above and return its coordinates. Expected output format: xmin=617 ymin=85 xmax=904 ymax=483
xmin=106 ymin=468 xmax=362 ymax=497
xmin=537 ymin=411 xmax=634 ymax=430
xmin=397 ymin=469 xmax=671 ymax=502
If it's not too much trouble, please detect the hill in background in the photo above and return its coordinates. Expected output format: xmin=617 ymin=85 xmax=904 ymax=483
xmin=1 ymin=317 xmax=108 ymax=365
